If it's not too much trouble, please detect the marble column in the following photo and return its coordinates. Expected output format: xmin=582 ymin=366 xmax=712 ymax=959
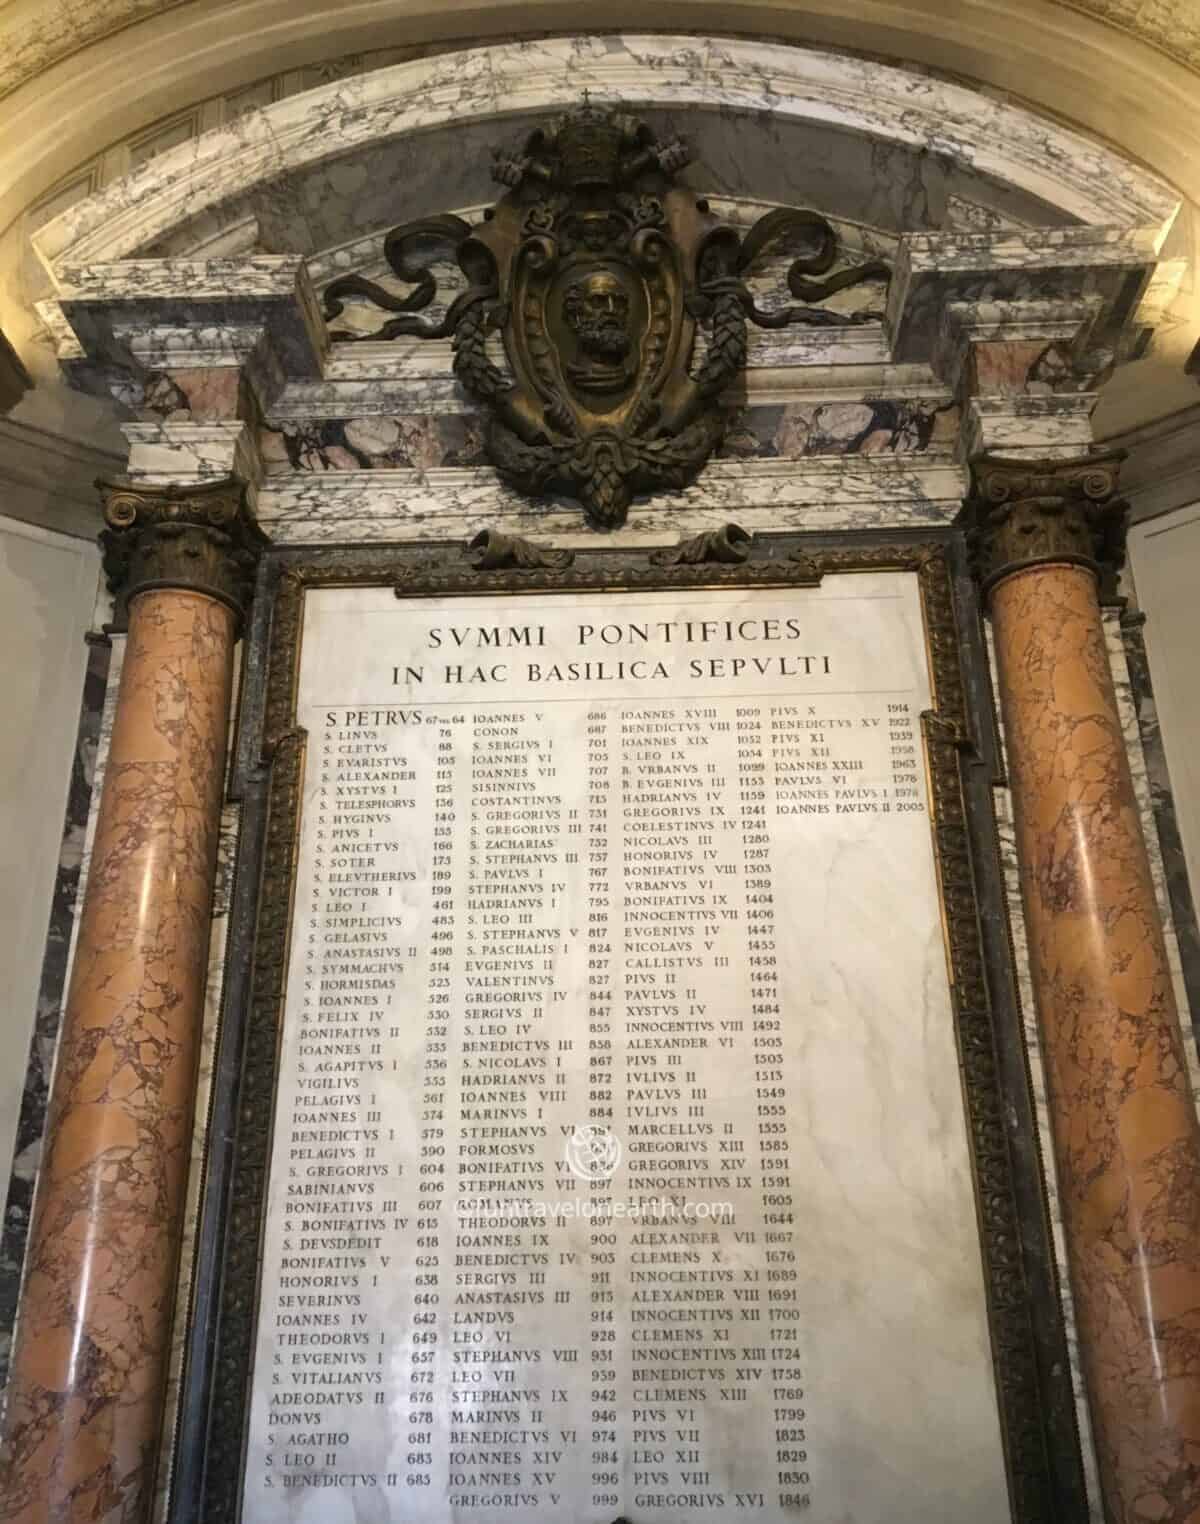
xmin=964 ymin=456 xmax=1200 ymax=1524
xmin=0 ymin=480 xmax=263 ymax=1524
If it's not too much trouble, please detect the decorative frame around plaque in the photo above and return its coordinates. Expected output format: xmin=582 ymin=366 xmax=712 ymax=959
xmin=192 ymin=534 xmax=1084 ymax=1524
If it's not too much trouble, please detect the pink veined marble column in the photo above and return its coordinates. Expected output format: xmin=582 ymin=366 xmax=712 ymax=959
xmin=0 ymin=480 xmax=262 ymax=1524
xmin=968 ymin=456 xmax=1200 ymax=1524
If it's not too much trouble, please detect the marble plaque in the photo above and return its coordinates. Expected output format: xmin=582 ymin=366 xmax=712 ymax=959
xmin=241 ymin=574 xmax=1011 ymax=1523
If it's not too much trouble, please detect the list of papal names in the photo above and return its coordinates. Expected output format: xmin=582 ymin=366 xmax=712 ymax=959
xmin=242 ymin=582 xmax=1012 ymax=1524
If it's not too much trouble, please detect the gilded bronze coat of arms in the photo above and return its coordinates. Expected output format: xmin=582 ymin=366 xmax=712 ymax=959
xmin=325 ymin=104 xmax=888 ymax=528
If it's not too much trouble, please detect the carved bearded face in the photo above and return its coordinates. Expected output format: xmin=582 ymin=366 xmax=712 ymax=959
xmin=562 ymin=271 xmax=633 ymax=360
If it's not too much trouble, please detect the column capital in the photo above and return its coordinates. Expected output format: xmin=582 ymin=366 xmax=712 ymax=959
xmin=100 ymin=475 xmax=266 ymax=630
xmin=959 ymin=451 xmax=1128 ymax=600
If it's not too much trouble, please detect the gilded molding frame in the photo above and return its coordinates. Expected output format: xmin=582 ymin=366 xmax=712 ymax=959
xmin=191 ymin=532 xmax=1084 ymax=1524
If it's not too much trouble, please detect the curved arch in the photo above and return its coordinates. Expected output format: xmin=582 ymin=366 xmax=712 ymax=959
xmin=32 ymin=33 xmax=1177 ymax=282
xmin=1 ymin=1 xmax=1197 ymax=243
xmin=0 ymin=0 xmax=1186 ymax=106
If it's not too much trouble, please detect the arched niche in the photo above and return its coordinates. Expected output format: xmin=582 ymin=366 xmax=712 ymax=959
xmin=33 ymin=35 xmax=1177 ymax=281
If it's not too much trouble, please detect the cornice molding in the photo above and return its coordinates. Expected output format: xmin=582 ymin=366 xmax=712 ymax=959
xmin=0 ymin=330 xmax=32 ymax=413
xmin=252 ymin=453 xmax=970 ymax=547
xmin=0 ymin=415 xmax=123 ymax=539
xmin=1104 ymin=401 xmax=1200 ymax=524
xmin=1054 ymin=0 xmax=1200 ymax=75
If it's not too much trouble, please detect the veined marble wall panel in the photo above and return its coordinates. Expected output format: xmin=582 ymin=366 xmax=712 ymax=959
xmin=1116 ymin=605 xmax=1200 ymax=1032
xmin=1104 ymin=608 xmax=1200 ymax=1061
xmin=0 ymin=629 xmax=122 ymax=1402
xmin=259 ymin=369 xmax=951 ymax=422
xmin=309 ymin=200 xmax=899 ymax=300
xmin=288 ymin=329 xmax=896 ymax=394
xmin=253 ymin=460 xmax=967 ymax=547
xmin=256 ymin=400 xmax=958 ymax=477
xmin=1128 ymin=509 xmax=1200 ymax=913
xmin=154 ymin=792 xmax=242 ymax=1522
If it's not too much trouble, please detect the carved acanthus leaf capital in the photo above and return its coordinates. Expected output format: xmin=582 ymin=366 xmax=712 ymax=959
xmin=99 ymin=477 xmax=267 ymax=629
xmin=959 ymin=452 xmax=1128 ymax=601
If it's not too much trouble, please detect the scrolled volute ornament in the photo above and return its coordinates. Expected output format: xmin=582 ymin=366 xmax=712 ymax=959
xmin=694 ymin=207 xmax=889 ymax=337
xmin=322 ymin=101 xmax=889 ymax=530
xmin=99 ymin=476 xmax=266 ymax=630
xmin=649 ymin=523 xmax=752 ymax=567
xmin=464 ymin=528 xmax=574 ymax=571
xmin=958 ymin=451 xmax=1129 ymax=601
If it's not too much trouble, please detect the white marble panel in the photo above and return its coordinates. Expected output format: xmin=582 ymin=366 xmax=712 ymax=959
xmin=240 ymin=576 xmax=1010 ymax=1524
